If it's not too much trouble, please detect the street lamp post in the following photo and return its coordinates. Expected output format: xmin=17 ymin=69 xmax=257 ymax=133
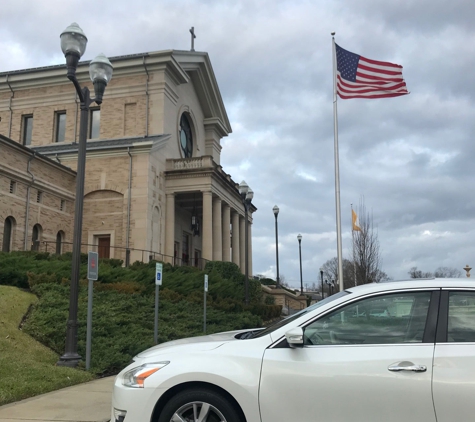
xmin=273 ymin=206 xmax=280 ymax=288
xmin=320 ymin=267 xmax=324 ymax=300
xmin=57 ymin=23 xmax=113 ymax=367
xmin=239 ymin=181 xmax=254 ymax=305
xmin=297 ymin=234 xmax=303 ymax=294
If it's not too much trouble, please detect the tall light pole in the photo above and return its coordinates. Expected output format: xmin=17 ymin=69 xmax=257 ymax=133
xmin=239 ymin=181 xmax=253 ymax=305
xmin=297 ymin=234 xmax=303 ymax=294
xmin=273 ymin=205 xmax=280 ymax=288
xmin=320 ymin=267 xmax=324 ymax=300
xmin=57 ymin=23 xmax=113 ymax=367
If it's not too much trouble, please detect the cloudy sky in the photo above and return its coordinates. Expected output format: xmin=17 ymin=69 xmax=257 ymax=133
xmin=2 ymin=0 xmax=475 ymax=288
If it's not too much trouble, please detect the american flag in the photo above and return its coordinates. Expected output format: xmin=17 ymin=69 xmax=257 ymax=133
xmin=335 ymin=44 xmax=409 ymax=99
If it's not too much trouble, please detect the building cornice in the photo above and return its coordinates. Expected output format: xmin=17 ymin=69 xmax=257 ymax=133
xmin=31 ymin=135 xmax=168 ymax=158
xmin=0 ymin=134 xmax=76 ymax=176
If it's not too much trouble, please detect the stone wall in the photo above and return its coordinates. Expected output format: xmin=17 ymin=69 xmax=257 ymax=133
xmin=261 ymin=284 xmax=308 ymax=313
xmin=0 ymin=135 xmax=75 ymax=252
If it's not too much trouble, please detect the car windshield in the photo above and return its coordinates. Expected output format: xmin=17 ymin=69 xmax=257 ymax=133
xmin=251 ymin=290 xmax=350 ymax=338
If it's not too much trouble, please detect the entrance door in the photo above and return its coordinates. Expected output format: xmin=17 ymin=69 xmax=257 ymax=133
xmin=194 ymin=249 xmax=201 ymax=268
xmin=98 ymin=236 xmax=110 ymax=259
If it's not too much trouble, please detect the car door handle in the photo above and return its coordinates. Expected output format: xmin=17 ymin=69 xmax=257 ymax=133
xmin=388 ymin=362 xmax=427 ymax=372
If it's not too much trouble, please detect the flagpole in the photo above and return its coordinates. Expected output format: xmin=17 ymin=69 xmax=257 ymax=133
xmin=332 ymin=32 xmax=344 ymax=292
xmin=351 ymin=204 xmax=356 ymax=286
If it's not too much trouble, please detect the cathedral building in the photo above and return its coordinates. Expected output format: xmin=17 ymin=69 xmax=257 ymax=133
xmin=0 ymin=49 xmax=255 ymax=274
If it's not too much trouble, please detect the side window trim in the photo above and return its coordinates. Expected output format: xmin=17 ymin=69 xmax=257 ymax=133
xmin=422 ymin=290 xmax=441 ymax=343
xmin=436 ymin=291 xmax=449 ymax=343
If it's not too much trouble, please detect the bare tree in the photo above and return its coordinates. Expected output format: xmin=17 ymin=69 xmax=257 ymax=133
xmin=279 ymin=274 xmax=290 ymax=288
xmin=434 ymin=267 xmax=462 ymax=278
xmin=322 ymin=257 xmax=354 ymax=290
xmin=373 ymin=269 xmax=392 ymax=282
xmin=352 ymin=199 xmax=386 ymax=285
xmin=408 ymin=267 xmax=433 ymax=278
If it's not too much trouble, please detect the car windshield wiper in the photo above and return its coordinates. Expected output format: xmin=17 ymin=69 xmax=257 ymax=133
xmin=236 ymin=330 xmax=263 ymax=339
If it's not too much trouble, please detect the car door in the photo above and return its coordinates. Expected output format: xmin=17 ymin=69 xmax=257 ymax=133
xmin=432 ymin=289 xmax=475 ymax=421
xmin=259 ymin=290 xmax=439 ymax=422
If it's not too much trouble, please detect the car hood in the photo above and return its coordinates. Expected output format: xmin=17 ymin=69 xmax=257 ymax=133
xmin=135 ymin=328 xmax=251 ymax=358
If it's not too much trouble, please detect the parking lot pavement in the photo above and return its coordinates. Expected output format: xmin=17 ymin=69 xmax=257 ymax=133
xmin=0 ymin=376 xmax=114 ymax=422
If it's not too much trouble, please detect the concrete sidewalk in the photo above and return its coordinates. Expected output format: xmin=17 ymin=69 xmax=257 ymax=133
xmin=0 ymin=376 xmax=114 ymax=422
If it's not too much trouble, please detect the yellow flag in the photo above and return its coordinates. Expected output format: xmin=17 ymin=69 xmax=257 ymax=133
xmin=352 ymin=209 xmax=361 ymax=231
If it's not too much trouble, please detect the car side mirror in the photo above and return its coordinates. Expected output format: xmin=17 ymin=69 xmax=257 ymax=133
xmin=285 ymin=327 xmax=304 ymax=348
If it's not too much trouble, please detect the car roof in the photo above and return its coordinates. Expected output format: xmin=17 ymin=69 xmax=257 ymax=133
xmin=345 ymin=278 xmax=475 ymax=295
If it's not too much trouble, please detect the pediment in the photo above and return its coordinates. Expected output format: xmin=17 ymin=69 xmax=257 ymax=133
xmin=172 ymin=51 xmax=232 ymax=136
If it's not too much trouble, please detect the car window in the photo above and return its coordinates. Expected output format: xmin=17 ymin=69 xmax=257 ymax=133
xmin=251 ymin=291 xmax=350 ymax=339
xmin=448 ymin=292 xmax=475 ymax=342
xmin=304 ymin=291 xmax=432 ymax=345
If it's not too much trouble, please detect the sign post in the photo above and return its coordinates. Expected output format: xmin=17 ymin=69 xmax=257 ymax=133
xmin=203 ymin=274 xmax=208 ymax=333
xmin=154 ymin=263 xmax=163 ymax=344
xmin=86 ymin=251 xmax=98 ymax=370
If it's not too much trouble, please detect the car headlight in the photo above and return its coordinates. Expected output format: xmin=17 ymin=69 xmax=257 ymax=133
xmin=123 ymin=362 xmax=169 ymax=388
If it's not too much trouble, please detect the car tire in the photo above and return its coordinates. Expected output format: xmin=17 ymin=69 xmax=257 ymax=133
xmin=158 ymin=387 xmax=243 ymax=422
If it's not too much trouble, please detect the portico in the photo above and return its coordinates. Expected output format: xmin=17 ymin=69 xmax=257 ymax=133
xmin=164 ymin=156 xmax=255 ymax=272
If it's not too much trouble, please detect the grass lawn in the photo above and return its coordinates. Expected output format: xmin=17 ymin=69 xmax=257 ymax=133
xmin=0 ymin=285 xmax=95 ymax=406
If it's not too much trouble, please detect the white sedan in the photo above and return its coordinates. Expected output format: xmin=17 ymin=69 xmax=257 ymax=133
xmin=111 ymin=279 xmax=475 ymax=422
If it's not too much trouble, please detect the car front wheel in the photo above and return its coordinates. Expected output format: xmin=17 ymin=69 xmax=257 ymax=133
xmin=158 ymin=388 xmax=243 ymax=422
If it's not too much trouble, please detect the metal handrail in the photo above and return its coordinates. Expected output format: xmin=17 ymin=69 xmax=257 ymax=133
xmin=40 ymin=240 xmax=210 ymax=270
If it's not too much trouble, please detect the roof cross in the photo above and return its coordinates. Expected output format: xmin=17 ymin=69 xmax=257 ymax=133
xmin=189 ymin=27 xmax=196 ymax=52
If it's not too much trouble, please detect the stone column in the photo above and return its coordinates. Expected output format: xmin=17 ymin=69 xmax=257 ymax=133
xmin=222 ymin=203 xmax=231 ymax=261
xmin=239 ymin=215 xmax=245 ymax=272
xmin=231 ymin=210 xmax=240 ymax=266
xmin=202 ymin=191 xmax=213 ymax=262
xmin=212 ymin=197 xmax=222 ymax=261
xmin=164 ymin=193 xmax=175 ymax=264
xmin=248 ymin=215 xmax=253 ymax=277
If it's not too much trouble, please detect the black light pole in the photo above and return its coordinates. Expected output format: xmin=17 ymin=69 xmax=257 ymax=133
xmin=297 ymin=234 xmax=303 ymax=294
xmin=320 ymin=267 xmax=324 ymax=300
xmin=273 ymin=205 xmax=280 ymax=288
xmin=239 ymin=181 xmax=253 ymax=305
xmin=57 ymin=23 xmax=113 ymax=367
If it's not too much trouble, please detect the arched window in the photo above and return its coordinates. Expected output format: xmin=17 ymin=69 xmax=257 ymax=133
xmin=56 ymin=231 xmax=65 ymax=254
xmin=179 ymin=113 xmax=193 ymax=158
xmin=2 ymin=216 xmax=15 ymax=252
xmin=31 ymin=224 xmax=42 ymax=251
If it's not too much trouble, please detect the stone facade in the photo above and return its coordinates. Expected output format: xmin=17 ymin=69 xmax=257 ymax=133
xmin=0 ymin=50 xmax=255 ymax=272
xmin=261 ymin=285 xmax=307 ymax=313
xmin=0 ymin=134 xmax=75 ymax=252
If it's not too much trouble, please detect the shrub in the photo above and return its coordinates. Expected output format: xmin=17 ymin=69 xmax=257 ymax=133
xmin=1 ymin=252 xmax=279 ymax=375
xmin=27 ymin=272 xmax=59 ymax=288
xmin=100 ymin=258 xmax=123 ymax=268
xmin=260 ymin=278 xmax=277 ymax=286
xmin=94 ymin=281 xmax=145 ymax=294
xmin=0 ymin=268 xmax=29 ymax=288
xmin=248 ymin=303 xmax=282 ymax=321
xmin=205 ymin=261 xmax=242 ymax=280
